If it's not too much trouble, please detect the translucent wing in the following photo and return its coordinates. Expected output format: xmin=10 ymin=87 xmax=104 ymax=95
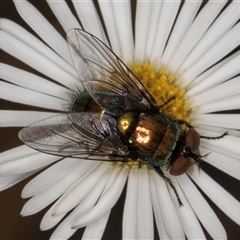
xmin=67 ymin=29 xmax=159 ymax=117
xmin=18 ymin=113 xmax=129 ymax=161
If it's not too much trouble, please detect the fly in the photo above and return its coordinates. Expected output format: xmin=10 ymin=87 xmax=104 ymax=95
xmin=19 ymin=29 xmax=227 ymax=206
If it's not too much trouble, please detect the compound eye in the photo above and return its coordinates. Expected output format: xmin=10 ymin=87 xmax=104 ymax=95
xmin=169 ymin=157 xmax=192 ymax=176
xmin=186 ymin=128 xmax=200 ymax=152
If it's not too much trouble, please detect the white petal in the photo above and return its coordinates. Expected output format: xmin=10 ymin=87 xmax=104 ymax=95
xmin=72 ymin=0 xmax=108 ymax=44
xmin=47 ymin=0 xmax=81 ymax=31
xmin=187 ymin=51 xmax=238 ymax=89
xmin=21 ymin=161 xmax=97 ymax=216
xmin=112 ymin=0 xmax=134 ymax=64
xmin=0 ymin=111 xmax=57 ymax=127
xmin=145 ymin=1 xmax=162 ymax=59
xmin=52 ymin=162 xmax=107 ymax=216
xmin=0 ymin=81 xmax=66 ymax=110
xmin=72 ymin=164 xmax=129 ymax=229
xmin=22 ymin=158 xmax=83 ymax=198
xmin=137 ymin=166 xmax=153 ymax=239
xmin=149 ymin=172 xmax=169 ymax=239
xmin=195 ymin=94 xmax=240 ymax=114
xmin=98 ymin=1 xmax=121 ymax=57
xmin=200 ymin=136 xmax=240 ymax=162
xmin=123 ymin=166 xmax=138 ymax=239
xmin=0 ymin=19 xmax=78 ymax=78
xmin=189 ymin=76 xmax=240 ymax=108
xmin=0 ymin=152 xmax=60 ymax=176
xmin=186 ymin=53 xmax=240 ymax=98
xmin=0 ymin=63 xmax=71 ymax=100
xmin=13 ymin=0 xmax=72 ymax=63
xmin=169 ymin=1 xmax=226 ymax=73
xmin=0 ymin=170 xmax=37 ymax=191
xmin=0 ymin=31 xmax=80 ymax=89
xmin=134 ymin=0 xmax=152 ymax=63
xmin=179 ymin=2 xmax=240 ymax=74
xmin=161 ymin=1 xmax=201 ymax=66
xmin=177 ymin=173 xmax=227 ymax=239
xmin=150 ymin=0 xmax=181 ymax=64
xmin=166 ymin=173 xmax=206 ymax=239
xmin=41 ymin=165 xmax=109 ymax=233
xmin=194 ymin=113 xmax=240 ymax=130
xmin=190 ymin=170 xmax=240 ymax=226
xmin=82 ymin=164 xmax=124 ymax=239
xmin=82 ymin=213 xmax=110 ymax=240
xmin=201 ymin=147 xmax=240 ymax=181
xmin=179 ymin=22 xmax=240 ymax=87
xmin=0 ymin=145 xmax=36 ymax=165
xmin=153 ymin=170 xmax=185 ymax=239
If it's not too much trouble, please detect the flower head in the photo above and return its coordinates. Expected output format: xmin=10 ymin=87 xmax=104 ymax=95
xmin=1 ymin=0 xmax=240 ymax=239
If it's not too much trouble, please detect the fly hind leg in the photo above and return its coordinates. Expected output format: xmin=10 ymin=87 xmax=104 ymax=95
xmin=152 ymin=165 xmax=183 ymax=206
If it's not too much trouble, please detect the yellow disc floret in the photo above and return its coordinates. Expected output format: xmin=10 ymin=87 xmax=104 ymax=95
xmin=131 ymin=62 xmax=191 ymax=123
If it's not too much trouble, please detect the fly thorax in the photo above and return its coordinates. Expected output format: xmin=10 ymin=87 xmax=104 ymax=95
xmin=117 ymin=112 xmax=139 ymax=139
xmin=130 ymin=113 xmax=163 ymax=157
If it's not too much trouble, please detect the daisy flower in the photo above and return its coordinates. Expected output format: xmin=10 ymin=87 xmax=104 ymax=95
xmin=1 ymin=0 xmax=240 ymax=239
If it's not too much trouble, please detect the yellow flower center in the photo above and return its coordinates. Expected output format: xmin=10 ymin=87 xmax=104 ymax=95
xmin=131 ymin=62 xmax=191 ymax=123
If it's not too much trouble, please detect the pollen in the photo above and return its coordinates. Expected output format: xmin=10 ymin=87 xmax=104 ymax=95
xmin=131 ymin=62 xmax=191 ymax=123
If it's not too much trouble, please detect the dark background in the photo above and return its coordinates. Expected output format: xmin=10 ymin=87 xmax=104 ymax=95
xmin=1 ymin=0 xmax=240 ymax=239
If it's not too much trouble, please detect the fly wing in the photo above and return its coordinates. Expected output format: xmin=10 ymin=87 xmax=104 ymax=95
xmin=19 ymin=113 xmax=129 ymax=161
xmin=67 ymin=29 xmax=158 ymax=117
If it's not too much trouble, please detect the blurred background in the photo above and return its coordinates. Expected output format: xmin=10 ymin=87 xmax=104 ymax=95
xmin=1 ymin=0 xmax=240 ymax=239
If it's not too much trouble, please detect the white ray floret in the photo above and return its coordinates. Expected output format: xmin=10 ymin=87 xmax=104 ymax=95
xmin=137 ymin=165 xmax=153 ymax=239
xmin=161 ymin=1 xmax=201 ymax=66
xmin=72 ymin=0 xmax=107 ymax=44
xmin=190 ymin=170 xmax=240 ymax=226
xmin=123 ymin=166 xmax=138 ymax=239
xmin=149 ymin=173 xmax=169 ymax=239
xmin=98 ymin=0 xmax=121 ymax=58
xmin=177 ymin=173 xmax=227 ymax=239
xmin=52 ymin=162 xmax=105 ymax=216
xmin=179 ymin=22 xmax=240 ymax=87
xmin=134 ymin=0 xmax=152 ymax=63
xmin=0 ymin=19 xmax=78 ymax=78
xmin=166 ymin=173 xmax=206 ymax=239
xmin=179 ymin=2 xmax=240 ymax=73
xmin=0 ymin=81 xmax=66 ymax=110
xmin=153 ymin=171 xmax=185 ymax=239
xmin=0 ymin=111 xmax=57 ymax=127
xmin=0 ymin=31 xmax=80 ymax=89
xmin=201 ymin=148 xmax=240 ymax=181
xmin=71 ymin=164 xmax=129 ymax=229
xmin=47 ymin=169 xmax=111 ymax=239
xmin=169 ymin=1 xmax=226 ymax=73
xmin=13 ymin=0 xmax=72 ymax=63
xmin=112 ymin=0 xmax=134 ymax=64
xmin=150 ymin=0 xmax=181 ymax=64
xmin=21 ymin=158 xmax=83 ymax=198
xmin=0 ymin=64 xmax=71 ymax=99
xmin=47 ymin=0 xmax=81 ymax=31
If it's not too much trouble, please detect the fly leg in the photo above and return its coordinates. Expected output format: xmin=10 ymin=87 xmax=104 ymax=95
xmin=177 ymin=120 xmax=228 ymax=139
xmin=152 ymin=165 xmax=183 ymax=206
xmin=158 ymin=95 xmax=176 ymax=109
xmin=199 ymin=131 xmax=228 ymax=139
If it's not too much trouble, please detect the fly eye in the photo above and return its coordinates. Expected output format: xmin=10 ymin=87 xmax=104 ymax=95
xmin=169 ymin=157 xmax=192 ymax=176
xmin=186 ymin=128 xmax=200 ymax=152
